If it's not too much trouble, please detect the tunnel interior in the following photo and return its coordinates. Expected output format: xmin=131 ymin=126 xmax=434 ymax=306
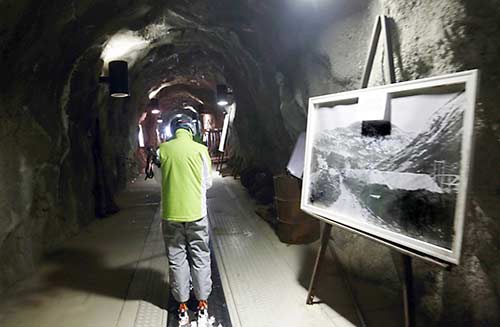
xmin=1 ymin=0 xmax=500 ymax=326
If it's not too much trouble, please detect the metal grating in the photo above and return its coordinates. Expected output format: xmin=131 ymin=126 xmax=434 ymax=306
xmin=134 ymin=301 xmax=167 ymax=327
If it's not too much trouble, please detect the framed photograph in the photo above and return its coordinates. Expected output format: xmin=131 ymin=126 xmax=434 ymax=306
xmin=301 ymin=70 xmax=479 ymax=264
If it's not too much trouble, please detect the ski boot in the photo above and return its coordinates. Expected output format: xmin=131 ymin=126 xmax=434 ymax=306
xmin=196 ymin=300 xmax=210 ymax=327
xmin=178 ymin=303 xmax=190 ymax=327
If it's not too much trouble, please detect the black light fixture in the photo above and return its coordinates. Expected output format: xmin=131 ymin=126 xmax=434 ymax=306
xmin=149 ymin=98 xmax=160 ymax=114
xmin=216 ymin=84 xmax=233 ymax=106
xmin=99 ymin=60 xmax=129 ymax=98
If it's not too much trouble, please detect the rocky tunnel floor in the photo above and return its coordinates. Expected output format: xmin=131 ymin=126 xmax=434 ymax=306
xmin=0 ymin=175 xmax=402 ymax=327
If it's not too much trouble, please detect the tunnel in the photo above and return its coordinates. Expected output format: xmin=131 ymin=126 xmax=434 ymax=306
xmin=0 ymin=1 xmax=499 ymax=326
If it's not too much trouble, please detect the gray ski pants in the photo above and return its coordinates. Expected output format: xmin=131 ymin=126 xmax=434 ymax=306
xmin=161 ymin=216 xmax=212 ymax=303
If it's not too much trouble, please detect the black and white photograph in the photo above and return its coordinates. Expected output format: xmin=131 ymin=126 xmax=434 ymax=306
xmin=302 ymin=71 xmax=478 ymax=263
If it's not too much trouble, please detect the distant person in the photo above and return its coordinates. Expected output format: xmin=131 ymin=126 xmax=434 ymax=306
xmin=158 ymin=114 xmax=213 ymax=327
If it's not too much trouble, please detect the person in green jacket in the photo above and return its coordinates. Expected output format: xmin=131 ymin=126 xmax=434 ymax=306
xmin=158 ymin=115 xmax=212 ymax=326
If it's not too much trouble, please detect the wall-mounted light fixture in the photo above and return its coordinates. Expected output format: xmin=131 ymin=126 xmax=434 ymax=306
xmin=216 ymin=84 xmax=234 ymax=106
xmin=99 ymin=60 xmax=129 ymax=97
xmin=149 ymin=98 xmax=160 ymax=114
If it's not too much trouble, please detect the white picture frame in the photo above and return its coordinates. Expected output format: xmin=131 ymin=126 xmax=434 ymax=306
xmin=301 ymin=70 xmax=479 ymax=264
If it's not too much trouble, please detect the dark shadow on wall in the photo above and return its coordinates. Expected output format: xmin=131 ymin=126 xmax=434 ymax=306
xmin=386 ymin=16 xmax=410 ymax=82
xmin=92 ymin=118 xmax=120 ymax=218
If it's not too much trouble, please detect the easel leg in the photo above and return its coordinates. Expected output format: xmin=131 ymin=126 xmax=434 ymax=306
xmin=402 ymin=255 xmax=415 ymax=327
xmin=216 ymin=151 xmax=221 ymax=172
xmin=220 ymin=151 xmax=226 ymax=171
xmin=216 ymin=151 xmax=225 ymax=172
xmin=306 ymin=223 xmax=332 ymax=304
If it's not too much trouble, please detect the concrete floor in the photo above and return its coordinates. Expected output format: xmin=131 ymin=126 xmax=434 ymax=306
xmin=210 ymin=176 xmax=403 ymax=327
xmin=0 ymin=175 xmax=402 ymax=327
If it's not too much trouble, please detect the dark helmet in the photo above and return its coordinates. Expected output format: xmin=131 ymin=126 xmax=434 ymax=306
xmin=171 ymin=114 xmax=194 ymax=134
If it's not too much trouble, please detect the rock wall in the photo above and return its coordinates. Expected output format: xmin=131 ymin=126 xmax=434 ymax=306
xmin=0 ymin=42 xmax=138 ymax=294
xmin=0 ymin=1 xmax=148 ymax=294
xmin=275 ymin=0 xmax=499 ymax=325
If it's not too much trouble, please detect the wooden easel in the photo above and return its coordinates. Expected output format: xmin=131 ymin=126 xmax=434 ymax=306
xmin=305 ymin=15 xmax=450 ymax=327
xmin=216 ymin=150 xmax=226 ymax=172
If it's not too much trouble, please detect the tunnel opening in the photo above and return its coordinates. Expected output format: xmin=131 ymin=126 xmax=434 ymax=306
xmin=137 ymin=77 xmax=231 ymax=171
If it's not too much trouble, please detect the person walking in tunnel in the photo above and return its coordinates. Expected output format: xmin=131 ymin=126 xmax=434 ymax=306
xmin=158 ymin=114 xmax=213 ymax=326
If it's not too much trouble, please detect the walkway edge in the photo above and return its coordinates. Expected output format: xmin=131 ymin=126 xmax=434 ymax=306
xmin=210 ymin=221 xmax=243 ymax=327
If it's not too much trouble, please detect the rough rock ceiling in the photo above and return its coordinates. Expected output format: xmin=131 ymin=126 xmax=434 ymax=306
xmin=2 ymin=2 xmax=500 ymax=326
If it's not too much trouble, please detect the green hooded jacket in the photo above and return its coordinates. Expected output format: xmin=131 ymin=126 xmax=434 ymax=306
xmin=158 ymin=129 xmax=212 ymax=222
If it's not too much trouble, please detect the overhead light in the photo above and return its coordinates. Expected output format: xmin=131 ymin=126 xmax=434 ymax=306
xmin=148 ymin=83 xmax=170 ymax=99
xmin=100 ymin=30 xmax=150 ymax=68
xmin=138 ymin=125 xmax=145 ymax=147
xmin=157 ymin=119 xmax=163 ymax=123
xmin=99 ymin=60 xmax=130 ymax=97
xmin=216 ymin=84 xmax=234 ymax=107
xmin=148 ymin=98 xmax=160 ymax=114
xmin=183 ymin=104 xmax=198 ymax=114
